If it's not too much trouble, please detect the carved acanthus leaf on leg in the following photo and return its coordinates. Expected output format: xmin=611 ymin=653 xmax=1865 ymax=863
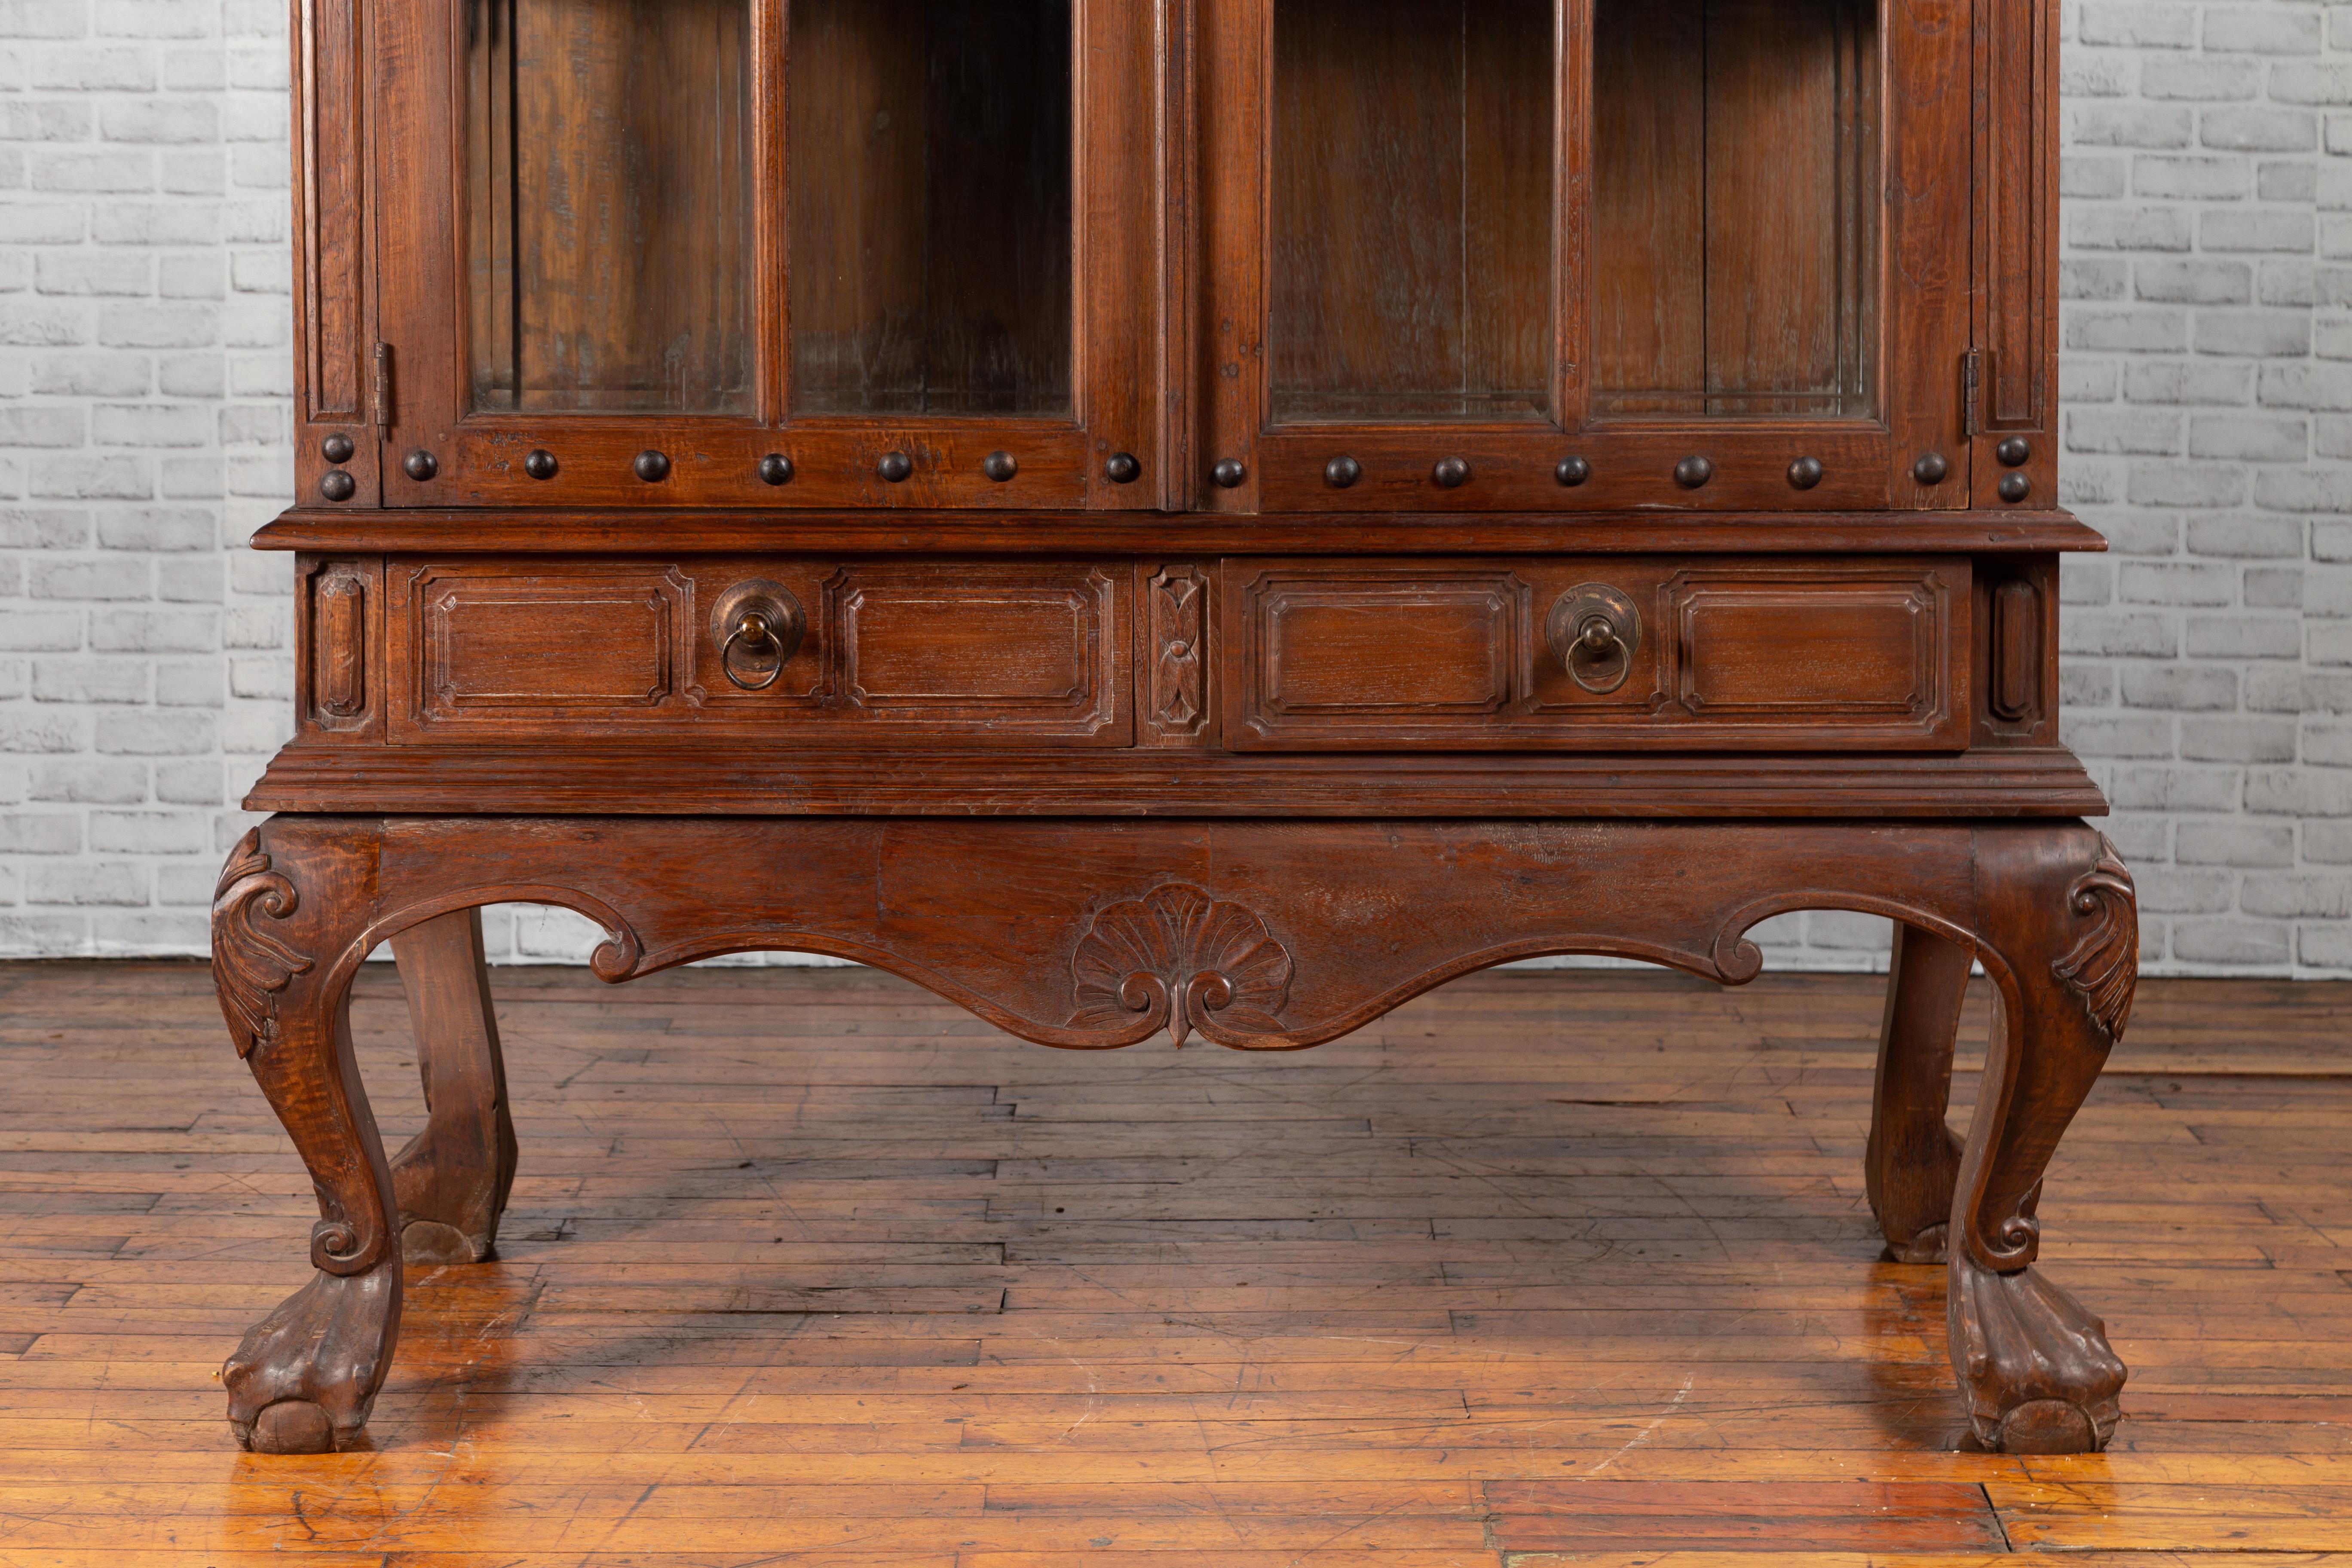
xmin=2051 ymin=835 xmax=2138 ymax=1042
xmin=211 ymin=828 xmax=314 ymax=1060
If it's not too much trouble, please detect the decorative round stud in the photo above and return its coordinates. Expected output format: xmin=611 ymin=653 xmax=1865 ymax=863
xmin=1324 ymin=455 xmax=1362 ymax=489
xmin=1913 ymin=452 xmax=1950 ymax=485
xmin=318 ymin=469 xmax=355 ymax=502
xmin=1555 ymin=456 xmax=1591 ymax=488
xmin=320 ymin=433 xmax=355 ymax=465
xmin=1211 ymin=458 xmax=1246 ymax=489
xmin=1105 ymin=452 xmax=1142 ymax=484
xmin=633 ymin=450 xmax=671 ymax=483
xmin=758 ymin=453 xmax=793 ymax=486
xmin=1433 ymin=456 xmax=1471 ymax=489
xmin=878 ymin=451 xmax=914 ymax=483
xmin=523 ymin=448 xmax=557 ymax=481
xmin=982 ymin=450 xmax=1018 ymax=482
xmin=1997 ymin=436 xmax=2033 ymax=468
xmin=1674 ymin=455 xmax=1713 ymax=489
xmin=1787 ymin=456 xmax=1824 ymax=490
xmin=402 ymin=449 xmax=438 ymax=481
xmin=1997 ymin=472 xmax=2032 ymax=503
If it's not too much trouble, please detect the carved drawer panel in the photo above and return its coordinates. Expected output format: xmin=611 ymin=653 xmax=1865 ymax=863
xmin=1222 ymin=557 xmax=1971 ymax=751
xmin=818 ymin=562 xmax=1128 ymax=740
xmin=386 ymin=557 xmax=1130 ymax=745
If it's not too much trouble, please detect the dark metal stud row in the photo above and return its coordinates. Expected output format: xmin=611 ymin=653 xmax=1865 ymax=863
xmin=314 ymin=428 xmax=2030 ymax=505
xmin=1287 ymin=453 xmax=1842 ymax=494
xmin=336 ymin=444 xmax=1149 ymax=490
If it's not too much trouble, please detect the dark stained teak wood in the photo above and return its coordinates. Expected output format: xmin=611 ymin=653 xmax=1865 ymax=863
xmin=235 ymin=0 xmax=2127 ymax=1458
xmin=387 ymin=907 xmax=517 ymax=1265
xmin=1867 ymin=921 xmax=1972 ymax=1264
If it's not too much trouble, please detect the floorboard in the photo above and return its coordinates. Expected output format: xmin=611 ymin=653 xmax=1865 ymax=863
xmin=0 ymin=959 xmax=2345 ymax=1565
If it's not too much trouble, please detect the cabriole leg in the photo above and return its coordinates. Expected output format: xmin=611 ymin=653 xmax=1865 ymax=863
xmin=389 ymin=908 xmax=518 ymax=1264
xmin=212 ymin=824 xmax=401 ymax=1454
xmin=1867 ymin=922 xmax=1971 ymax=1263
xmin=1945 ymin=826 xmax=2136 ymax=1454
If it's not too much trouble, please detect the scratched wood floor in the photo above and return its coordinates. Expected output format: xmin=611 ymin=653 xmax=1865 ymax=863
xmin=0 ymin=959 xmax=2347 ymax=1566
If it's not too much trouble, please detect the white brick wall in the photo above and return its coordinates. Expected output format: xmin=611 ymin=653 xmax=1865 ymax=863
xmin=2057 ymin=0 xmax=2352 ymax=976
xmin=0 ymin=0 xmax=288 ymax=958
xmin=0 ymin=0 xmax=2346 ymax=976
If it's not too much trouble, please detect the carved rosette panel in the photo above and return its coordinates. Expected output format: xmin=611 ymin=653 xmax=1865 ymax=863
xmin=212 ymin=829 xmax=315 ymax=1059
xmin=1146 ymin=567 xmax=1209 ymax=741
xmin=2052 ymin=836 xmax=2137 ymax=1041
xmin=1070 ymin=884 xmax=1293 ymax=1047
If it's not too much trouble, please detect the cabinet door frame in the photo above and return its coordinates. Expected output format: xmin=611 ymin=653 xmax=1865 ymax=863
xmin=1196 ymin=0 xmax=1975 ymax=514
xmin=371 ymin=0 xmax=1170 ymax=510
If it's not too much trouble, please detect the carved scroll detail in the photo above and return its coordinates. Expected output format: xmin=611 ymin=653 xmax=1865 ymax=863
xmin=1070 ymin=883 xmax=1292 ymax=1047
xmin=1145 ymin=567 xmax=1208 ymax=739
xmin=212 ymin=829 xmax=315 ymax=1060
xmin=2051 ymin=836 xmax=2137 ymax=1041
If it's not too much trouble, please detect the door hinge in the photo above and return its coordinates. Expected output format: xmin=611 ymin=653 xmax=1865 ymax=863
xmin=372 ymin=342 xmax=394 ymax=429
xmin=1961 ymin=348 xmax=1983 ymax=439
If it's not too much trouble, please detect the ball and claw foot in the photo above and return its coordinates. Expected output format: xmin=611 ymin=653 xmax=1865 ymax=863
xmin=1950 ymin=1256 xmax=2125 ymax=1454
xmin=222 ymin=1269 xmax=398 ymax=1454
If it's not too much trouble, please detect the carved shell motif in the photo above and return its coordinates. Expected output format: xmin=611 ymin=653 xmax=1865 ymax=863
xmin=2051 ymin=836 xmax=2138 ymax=1042
xmin=1069 ymin=883 xmax=1293 ymax=1047
xmin=211 ymin=829 xmax=314 ymax=1059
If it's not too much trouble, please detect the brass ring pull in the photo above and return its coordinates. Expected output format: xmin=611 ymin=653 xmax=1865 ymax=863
xmin=1546 ymin=584 xmax=1642 ymax=696
xmin=708 ymin=579 xmax=806 ymax=694
xmin=720 ymin=613 xmax=784 ymax=691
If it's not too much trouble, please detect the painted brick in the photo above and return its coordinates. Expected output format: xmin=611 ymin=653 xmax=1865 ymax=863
xmin=2181 ymin=715 xmax=2303 ymax=760
xmin=2177 ymin=821 xmax=2298 ymax=866
xmin=2123 ymin=665 xmax=2243 ymax=710
xmin=2171 ymin=918 xmax=2295 ymax=965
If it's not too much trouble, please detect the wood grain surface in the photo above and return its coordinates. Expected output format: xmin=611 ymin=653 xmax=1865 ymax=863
xmin=1 ymin=959 xmax=2345 ymax=1560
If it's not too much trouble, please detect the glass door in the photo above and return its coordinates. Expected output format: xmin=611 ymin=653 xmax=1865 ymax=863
xmin=1199 ymin=0 xmax=1974 ymax=512
xmin=465 ymin=0 xmax=756 ymax=420
xmin=374 ymin=0 xmax=1165 ymax=508
xmin=1267 ymin=0 xmax=1556 ymax=429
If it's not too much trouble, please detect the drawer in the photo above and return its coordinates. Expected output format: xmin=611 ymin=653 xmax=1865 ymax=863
xmin=1221 ymin=557 xmax=1971 ymax=750
xmin=385 ymin=557 xmax=1130 ymax=745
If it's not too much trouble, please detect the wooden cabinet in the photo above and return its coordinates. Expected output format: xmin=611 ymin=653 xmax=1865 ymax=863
xmin=232 ymin=0 xmax=2135 ymax=1464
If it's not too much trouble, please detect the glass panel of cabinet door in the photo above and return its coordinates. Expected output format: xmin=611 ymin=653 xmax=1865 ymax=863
xmin=332 ymin=0 xmax=2049 ymax=513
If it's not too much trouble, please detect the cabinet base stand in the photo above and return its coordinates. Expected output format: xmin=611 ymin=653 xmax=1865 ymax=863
xmin=212 ymin=813 xmax=2135 ymax=1454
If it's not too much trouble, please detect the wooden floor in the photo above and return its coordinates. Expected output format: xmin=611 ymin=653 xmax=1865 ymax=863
xmin=0 ymin=961 xmax=2347 ymax=1566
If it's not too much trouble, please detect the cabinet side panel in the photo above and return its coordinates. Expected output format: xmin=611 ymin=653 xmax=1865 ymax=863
xmin=293 ymin=0 xmax=378 ymax=506
xmin=373 ymin=0 xmax=463 ymax=499
xmin=1969 ymin=0 xmax=2059 ymax=511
